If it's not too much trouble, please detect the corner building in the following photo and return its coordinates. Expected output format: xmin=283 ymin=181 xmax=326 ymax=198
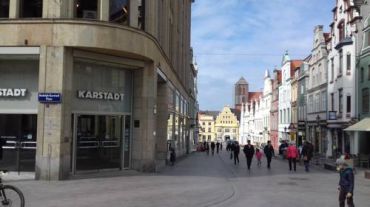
xmin=0 ymin=0 xmax=197 ymax=180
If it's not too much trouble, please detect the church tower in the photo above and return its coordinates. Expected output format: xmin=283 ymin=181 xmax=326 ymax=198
xmin=234 ymin=77 xmax=249 ymax=111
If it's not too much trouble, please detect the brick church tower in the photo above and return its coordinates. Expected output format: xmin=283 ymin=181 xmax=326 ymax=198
xmin=234 ymin=77 xmax=249 ymax=111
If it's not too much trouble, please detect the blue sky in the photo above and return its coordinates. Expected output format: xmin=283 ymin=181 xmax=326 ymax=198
xmin=192 ymin=0 xmax=334 ymax=111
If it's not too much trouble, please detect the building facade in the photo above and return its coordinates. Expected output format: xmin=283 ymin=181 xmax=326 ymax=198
xmin=297 ymin=59 xmax=310 ymax=146
xmin=327 ymin=0 xmax=360 ymax=157
xmin=0 ymin=0 xmax=196 ymax=180
xmin=215 ymin=106 xmax=239 ymax=141
xmin=198 ymin=111 xmax=218 ymax=142
xmin=306 ymin=25 xmax=330 ymax=155
xmin=278 ymin=52 xmax=303 ymax=142
xmin=270 ymin=70 xmax=281 ymax=150
xmin=291 ymin=63 xmax=299 ymax=143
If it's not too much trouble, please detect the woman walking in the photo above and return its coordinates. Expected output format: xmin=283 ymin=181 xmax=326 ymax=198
xmin=287 ymin=142 xmax=298 ymax=172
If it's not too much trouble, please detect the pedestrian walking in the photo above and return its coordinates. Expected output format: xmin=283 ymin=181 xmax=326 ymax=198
xmin=287 ymin=142 xmax=298 ymax=172
xmin=205 ymin=142 xmax=210 ymax=155
xmin=336 ymin=157 xmax=355 ymax=207
xmin=216 ymin=142 xmax=220 ymax=154
xmin=169 ymin=146 xmax=176 ymax=166
xmin=243 ymin=140 xmax=255 ymax=170
xmin=230 ymin=142 xmax=234 ymax=159
xmin=255 ymin=148 xmax=262 ymax=167
xmin=302 ymin=141 xmax=313 ymax=172
xmin=263 ymin=141 xmax=275 ymax=169
xmin=220 ymin=142 xmax=223 ymax=151
xmin=233 ymin=141 xmax=240 ymax=165
xmin=211 ymin=142 xmax=215 ymax=156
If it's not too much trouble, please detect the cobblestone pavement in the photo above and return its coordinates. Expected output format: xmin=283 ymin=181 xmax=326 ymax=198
xmin=5 ymin=150 xmax=370 ymax=207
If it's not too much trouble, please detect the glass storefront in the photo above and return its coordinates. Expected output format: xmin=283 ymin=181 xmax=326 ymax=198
xmin=71 ymin=60 xmax=133 ymax=173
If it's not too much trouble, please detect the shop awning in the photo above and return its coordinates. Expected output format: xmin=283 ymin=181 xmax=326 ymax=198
xmin=344 ymin=118 xmax=370 ymax=131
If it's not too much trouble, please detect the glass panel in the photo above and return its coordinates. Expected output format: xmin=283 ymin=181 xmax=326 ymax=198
xmin=123 ymin=115 xmax=131 ymax=168
xmin=0 ymin=114 xmax=37 ymax=172
xmin=75 ymin=0 xmax=98 ymax=19
xmin=20 ymin=0 xmax=42 ymax=18
xmin=109 ymin=0 xmax=129 ymax=24
xmin=76 ymin=115 xmax=122 ymax=171
xmin=0 ymin=0 xmax=9 ymax=18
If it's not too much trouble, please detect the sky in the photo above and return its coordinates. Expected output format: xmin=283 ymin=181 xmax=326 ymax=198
xmin=191 ymin=0 xmax=334 ymax=111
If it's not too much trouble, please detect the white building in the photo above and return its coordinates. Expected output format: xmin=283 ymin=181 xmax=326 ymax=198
xmin=326 ymin=0 xmax=360 ymax=157
xmin=278 ymin=52 xmax=303 ymax=142
xmin=262 ymin=70 xmax=273 ymax=144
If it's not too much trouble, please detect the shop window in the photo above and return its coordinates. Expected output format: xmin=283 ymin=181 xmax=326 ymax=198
xmin=110 ymin=0 xmax=129 ymax=24
xmin=75 ymin=0 xmax=98 ymax=19
xmin=20 ymin=0 xmax=42 ymax=18
xmin=363 ymin=88 xmax=369 ymax=113
xmin=0 ymin=0 xmax=9 ymax=18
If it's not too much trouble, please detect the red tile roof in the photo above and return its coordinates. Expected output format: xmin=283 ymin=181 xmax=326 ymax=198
xmin=248 ymin=92 xmax=263 ymax=102
xmin=290 ymin=60 xmax=303 ymax=76
xmin=324 ymin=32 xmax=331 ymax=43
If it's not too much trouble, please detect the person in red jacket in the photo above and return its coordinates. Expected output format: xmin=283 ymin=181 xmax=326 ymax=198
xmin=286 ymin=142 xmax=299 ymax=172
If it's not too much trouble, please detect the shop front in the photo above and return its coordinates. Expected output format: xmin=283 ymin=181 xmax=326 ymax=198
xmin=70 ymin=60 xmax=133 ymax=174
xmin=0 ymin=57 xmax=39 ymax=172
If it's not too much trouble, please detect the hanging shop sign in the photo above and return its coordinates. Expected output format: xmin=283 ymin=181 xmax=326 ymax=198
xmin=0 ymin=88 xmax=27 ymax=97
xmin=77 ymin=90 xmax=124 ymax=101
xmin=38 ymin=93 xmax=62 ymax=103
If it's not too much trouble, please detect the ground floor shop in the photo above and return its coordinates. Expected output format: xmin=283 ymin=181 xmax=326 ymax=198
xmin=0 ymin=47 xmax=196 ymax=180
xmin=307 ymin=122 xmax=327 ymax=155
xmin=327 ymin=124 xmax=356 ymax=158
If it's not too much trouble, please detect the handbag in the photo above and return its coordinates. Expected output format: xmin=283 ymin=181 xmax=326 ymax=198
xmin=303 ymin=156 xmax=308 ymax=161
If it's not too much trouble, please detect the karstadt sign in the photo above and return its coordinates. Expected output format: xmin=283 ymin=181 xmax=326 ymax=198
xmin=0 ymin=88 xmax=27 ymax=97
xmin=77 ymin=90 xmax=124 ymax=101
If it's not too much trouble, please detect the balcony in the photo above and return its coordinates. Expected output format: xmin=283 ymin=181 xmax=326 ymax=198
xmin=335 ymin=37 xmax=353 ymax=50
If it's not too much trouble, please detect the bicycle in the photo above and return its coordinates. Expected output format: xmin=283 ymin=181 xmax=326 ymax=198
xmin=0 ymin=170 xmax=25 ymax=207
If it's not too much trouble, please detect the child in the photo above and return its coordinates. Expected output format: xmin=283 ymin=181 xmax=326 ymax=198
xmin=256 ymin=148 xmax=262 ymax=167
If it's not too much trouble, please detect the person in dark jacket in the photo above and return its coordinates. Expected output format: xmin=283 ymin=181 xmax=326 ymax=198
xmin=233 ymin=142 xmax=240 ymax=165
xmin=205 ymin=142 xmax=210 ymax=155
xmin=216 ymin=142 xmax=220 ymax=154
xmin=301 ymin=141 xmax=313 ymax=172
xmin=336 ymin=158 xmax=355 ymax=207
xmin=0 ymin=138 xmax=5 ymax=160
xmin=264 ymin=141 xmax=275 ymax=169
xmin=211 ymin=142 xmax=216 ymax=156
xmin=243 ymin=140 xmax=255 ymax=170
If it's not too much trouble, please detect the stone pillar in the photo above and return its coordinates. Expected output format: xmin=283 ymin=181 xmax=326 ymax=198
xmin=43 ymin=0 xmax=72 ymax=18
xmin=131 ymin=63 xmax=157 ymax=172
xmin=99 ymin=0 xmax=109 ymax=21
xmin=155 ymin=77 xmax=168 ymax=170
xmin=129 ymin=0 xmax=140 ymax=28
xmin=35 ymin=46 xmax=72 ymax=180
xmin=9 ymin=0 xmax=20 ymax=18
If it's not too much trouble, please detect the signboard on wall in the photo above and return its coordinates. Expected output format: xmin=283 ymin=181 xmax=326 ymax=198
xmin=0 ymin=88 xmax=27 ymax=97
xmin=38 ymin=93 xmax=62 ymax=103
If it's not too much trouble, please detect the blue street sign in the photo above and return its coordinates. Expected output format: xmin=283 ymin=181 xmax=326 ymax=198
xmin=38 ymin=93 xmax=62 ymax=103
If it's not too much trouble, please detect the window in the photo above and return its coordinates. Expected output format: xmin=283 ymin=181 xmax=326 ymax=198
xmin=0 ymin=0 xmax=9 ymax=18
xmin=20 ymin=0 xmax=42 ymax=18
xmin=203 ymin=135 xmax=206 ymax=141
xmin=339 ymin=50 xmax=343 ymax=75
xmin=208 ymin=128 xmax=211 ymax=133
xmin=346 ymin=96 xmax=351 ymax=113
xmin=368 ymin=31 xmax=370 ymax=47
xmin=363 ymin=88 xmax=369 ymax=113
xmin=110 ymin=0 xmax=129 ymax=24
xmin=208 ymin=135 xmax=211 ymax=140
xmin=339 ymin=89 xmax=343 ymax=114
xmin=322 ymin=91 xmax=327 ymax=111
xmin=202 ymin=122 xmax=205 ymax=126
xmin=225 ymin=129 xmax=230 ymax=133
xmin=331 ymin=93 xmax=334 ymax=111
xmin=331 ymin=58 xmax=334 ymax=82
xmin=75 ymin=0 xmax=98 ymax=19
xmin=361 ymin=67 xmax=364 ymax=82
xmin=346 ymin=53 xmax=351 ymax=74
xmin=338 ymin=21 xmax=345 ymax=42
xmin=233 ymin=129 xmax=236 ymax=133
xmin=217 ymin=128 xmax=222 ymax=132
xmin=208 ymin=122 xmax=211 ymax=125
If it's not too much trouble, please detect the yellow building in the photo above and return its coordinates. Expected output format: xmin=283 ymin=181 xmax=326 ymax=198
xmin=198 ymin=112 xmax=217 ymax=142
xmin=215 ymin=106 xmax=239 ymax=141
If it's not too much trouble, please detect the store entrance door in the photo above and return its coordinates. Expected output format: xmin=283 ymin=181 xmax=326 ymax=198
xmin=0 ymin=114 xmax=37 ymax=172
xmin=72 ymin=114 xmax=131 ymax=173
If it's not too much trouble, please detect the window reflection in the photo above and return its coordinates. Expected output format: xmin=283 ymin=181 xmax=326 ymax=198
xmin=20 ymin=0 xmax=42 ymax=18
xmin=0 ymin=0 xmax=9 ymax=18
xmin=110 ymin=0 xmax=129 ymax=24
xmin=75 ymin=0 xmax=98 ymax=19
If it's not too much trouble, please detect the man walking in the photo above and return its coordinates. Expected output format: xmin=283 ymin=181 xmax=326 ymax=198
xmin=301 ymin=141 xmax=313 ymax=172
xmin=243 ymin=140 xmax=255 ymax=170
xmin=216 ymin=142 xmax=220 ymax=154
xmin=211 ymin=142 xmax=215 ymax=156
xmin=337 ymin=158 xmax=355 ymax=207
xmin=233 ymin=141 xmax=240 ymax=165
xmin=263 ymin=141 xmax=275 ymax=169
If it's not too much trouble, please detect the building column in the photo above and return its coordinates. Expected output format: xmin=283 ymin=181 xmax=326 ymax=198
xmin=99 ymin=0 xmax=110 ymax=21
xmin=43 ymin=0 xmax=72 ymax=18
xmin=36 ymin=46 xmax=73 ymax=180
xmin=9 ymin=0 xmax=20 ymax=18
xmin=155 ymin=76 xmax=168 ymax=170
xmin=131 ymin=63 xmax=157 ymax=172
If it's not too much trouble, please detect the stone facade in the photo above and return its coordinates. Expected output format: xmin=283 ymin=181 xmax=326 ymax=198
xmin=0 ymin=0 xmax=196 ymax=180
xmin=215 ymin=106 xmax=239 ymax=141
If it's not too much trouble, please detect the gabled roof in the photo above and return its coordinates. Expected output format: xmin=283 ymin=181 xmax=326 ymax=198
xmin=235 ymin=77 xmax=248 ymax=85
xmin=199 ymin=111 xmax=219 ymax=119
xmin=248 ymin=92 xmax=263 ymax=102
xmin=290 ymin=60 xmax=303 ymax=76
